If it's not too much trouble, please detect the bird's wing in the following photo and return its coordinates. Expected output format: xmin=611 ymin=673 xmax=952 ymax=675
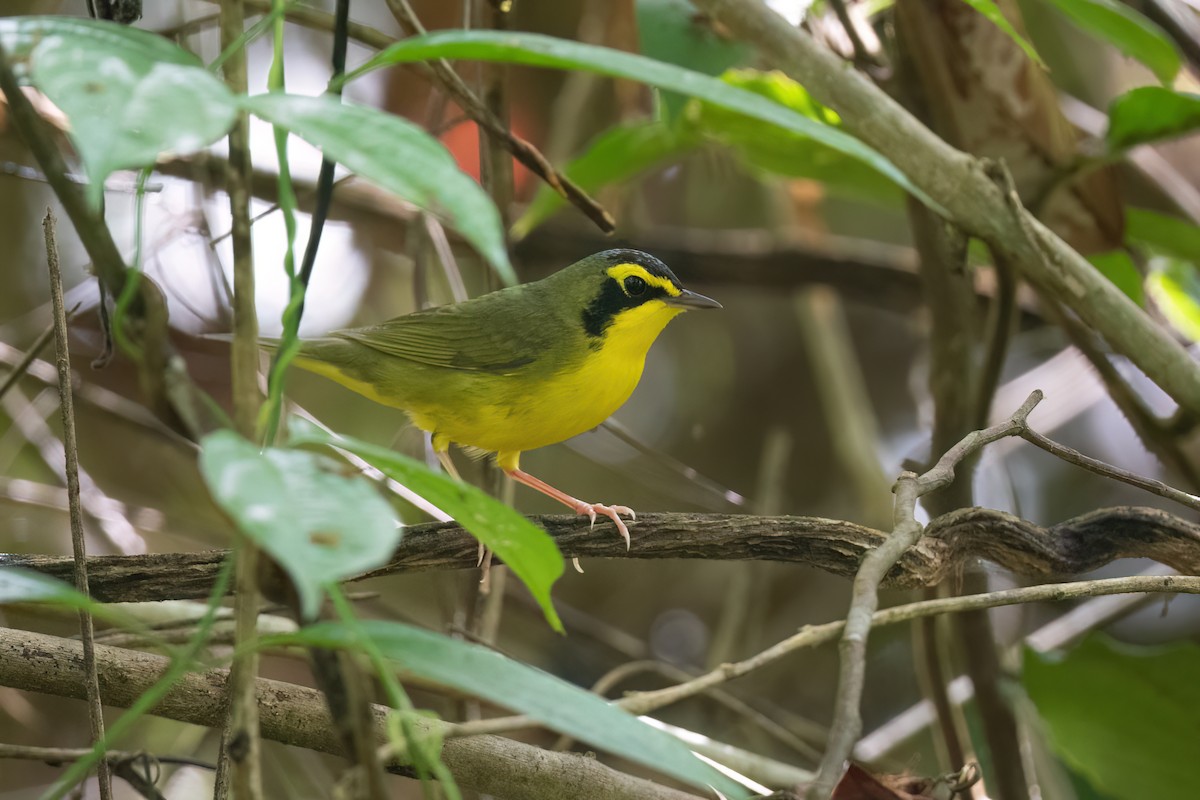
xmin=333 ymin=296 xmax=555 ymax=374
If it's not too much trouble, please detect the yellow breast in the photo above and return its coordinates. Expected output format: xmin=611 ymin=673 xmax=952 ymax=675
xmin=413 ymin=301 xmax=684 ymax=463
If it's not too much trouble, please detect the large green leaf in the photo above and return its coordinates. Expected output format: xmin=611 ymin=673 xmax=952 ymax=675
xmin=1146 ymin=257 xmax=1200 ymax=342
xmin=345 ymin=30 xmax=933 ymax=208
xmin=512 ymin=120 xmax=696 ymax=239
xmin=1108 ymin=87 xmax=1200 ymax=151
xmin=1126 ymin=207 xmax=1200 ymax=261
xmin=0 ymin=16 xmax=237 ymax=210
xmin=243 ymin=93 xmax=513 ymax=284
xmin=1025 ymin=635 xmax=1200 ymax=800
xmin=691 ymin=69 xmax=902 ymax=204
xmin=1043 ymin=0 xmax=1180 ymax=84
xmin=198 ymin=430 xmax=401 ymax=620
xmin=957 ymin=0 xmax=1046 ymax=67
xmin=636 ymin=0 xmax=750 ymax=120
xmin=286 ymin=620 xmax=747 ymax=798
xmin=288 ymin=421 xmax=564 ymax=632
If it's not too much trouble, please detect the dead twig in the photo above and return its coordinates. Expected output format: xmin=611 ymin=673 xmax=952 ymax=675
xmin=384 ymin=0 xmax=616 ymax=233
xmin=809 ymin=391 xmax=1042 ymax=799
xmin=43 ymin=211 xmax=113 ymax=800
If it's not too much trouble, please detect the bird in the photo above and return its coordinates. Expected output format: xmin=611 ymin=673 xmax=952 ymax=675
xmin=273 ymin=249 xmax=720 ymax=547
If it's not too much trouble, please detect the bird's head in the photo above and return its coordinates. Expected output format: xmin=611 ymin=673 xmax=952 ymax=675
xmin=559 ymin=249 xmax=720 ymax=351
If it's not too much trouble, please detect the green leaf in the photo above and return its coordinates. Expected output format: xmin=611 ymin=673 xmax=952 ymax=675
xmin=288 ymin=421 xmax=565 ymax=632
xmin=1147 ymin=257 xmax=1200 ymax=342
xmin=1087 ymin=251 xmax=1143 ymax=305
xmin=242 ymin=93 xmax=514 ymax=285
xmin=1126 ymin=207 xmax=1200 ymax=262
xmin=0 ymin=567 xmax=90 ymax=606
xmin=345 ymin=30 xmax=935 ymax=209
xmin=0 ymin=16 xmax=237 ymax=210
xmin=512 ymin=121 xmax=696 ymax=239
xmin=0 ymin=567 xmax=145 ymax=632
xmin=691 ymin=69 xmax=902 ymax=204
xmin=198 ymin=430 xmax=401 ymax=620
xmin=1043 ymin=0 xmax=1180 ymax=84
xmin=956 ymin=0 xmax=1046 ymax=67
xmin=1025 ymin=635 xmax=1200 ymax=800
xmin=287 ymin=619 xmax=747 ymax=798
xmin=1108 ymin=87 xmax=1200 ymax=151
xmin=636 ymin=0 xmax=750 ymax=120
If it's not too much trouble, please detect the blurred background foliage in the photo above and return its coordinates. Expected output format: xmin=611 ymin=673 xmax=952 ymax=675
xmin=3 ymin=0 xmax=1200 ymax=798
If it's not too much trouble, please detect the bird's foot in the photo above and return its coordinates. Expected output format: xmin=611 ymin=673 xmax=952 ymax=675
xmin=571 ymin=501 xmax=636 ymax=549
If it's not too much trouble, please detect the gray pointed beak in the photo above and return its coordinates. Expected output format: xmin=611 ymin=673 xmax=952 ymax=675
xmin=666 ymin=288 xmax=722 ymax=310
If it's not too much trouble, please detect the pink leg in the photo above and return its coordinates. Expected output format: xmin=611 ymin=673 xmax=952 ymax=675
xmin=505 ymin=468 xmax=636 ymax=549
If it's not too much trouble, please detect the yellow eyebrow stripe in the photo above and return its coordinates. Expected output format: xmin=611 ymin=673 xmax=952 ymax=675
xmin=607 ymin=263 xmax=681 ymax=296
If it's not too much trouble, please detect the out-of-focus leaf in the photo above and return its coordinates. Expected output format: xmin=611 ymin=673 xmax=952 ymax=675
xmin=512 ymin=121 xmax=696 ymax=239
xmin=288 ymin=421 xmax=564 ymax=632
xmin=0 ymin=568 xmax=90 ymax=606
xmin=1107 ymin=87 xmax=1200 ymax=151
xmin=1087 ymin=251 xmax=1143 ymax=305
xmin=243 ymin=93 xmax=514 ymax=285
xmin=0 ymin=16 xmax=237 ymax=209
xmin=691 ymin=69 xmax=902 ymax=204
xmin=956 ymin=0 xmax=1046 ymax=67
xmin=1126 ymin=207 xmax=1200 ymax=261
xmin=636 ymin=0 xmax=750 ymax=120
xmin=347 ymin=31 xmax=934 ymax=208
xmin=1043 ymin=0 xmax=1180 ymax=84
xmin=0 ymin=567 xmax=143 ymax=631
xmin=198 ymin=430 xmax=401 ymax=620
xmin=1024 ymin=635 xmax=1200 ymax=800
xmin=1147 ymin=257 xmax=1200 ymax=341
xmin=285 ymin=619 xmax=746 ymax=798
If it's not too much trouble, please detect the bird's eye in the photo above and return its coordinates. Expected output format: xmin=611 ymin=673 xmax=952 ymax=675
xmin=624 ymin=275 xmax=647 ymax=296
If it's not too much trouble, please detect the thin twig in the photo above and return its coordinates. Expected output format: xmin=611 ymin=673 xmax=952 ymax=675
xmin=1019 ymin=426 xmax=1200 ymax=512
xmin=445 ymin=573 xmax=1200 ymax=738
xmin=808 ymin=391 xmax=1042 ymax=799
xmin=43 ymin=211 xmax=113 ymax=800
xmin=826 ymin=0 xmax=875 ymax=69
xmin=0 ymin=321 xmax=56 ymax=404
xmin=383 ymin=0 xmax=615 ymax=234
xmin=0 ymin=743 xmax=214 ymax=770
xmin=214 ymin=1 xmax=263 ymax=797
xmin=1046 ymin=298 xmax=1200 ymax=489
xmin=855 ymin=562 xmax=1175 ymax=762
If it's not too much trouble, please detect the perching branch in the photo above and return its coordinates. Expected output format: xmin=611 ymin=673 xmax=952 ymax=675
xmin=7 ymin=504 xmax=1200 ymax=604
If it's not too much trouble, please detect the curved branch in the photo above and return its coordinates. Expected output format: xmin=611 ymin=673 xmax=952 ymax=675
xmin=5 ymin=506 xmax=1200 ymax=603
xmin=691 ymin=0 xmax=1200 ymax=420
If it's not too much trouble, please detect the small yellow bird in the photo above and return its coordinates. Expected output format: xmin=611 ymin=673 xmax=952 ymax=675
xmin=280 ymin=249 xmax=720 ymax=545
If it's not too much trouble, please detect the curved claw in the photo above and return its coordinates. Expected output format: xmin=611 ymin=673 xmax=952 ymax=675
xmin=571 ymin=501 xmax=635 ymax=549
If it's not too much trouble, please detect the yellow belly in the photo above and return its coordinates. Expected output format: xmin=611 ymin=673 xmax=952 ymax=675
xmin=413 ymin=348 xmax=647 ymax=459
